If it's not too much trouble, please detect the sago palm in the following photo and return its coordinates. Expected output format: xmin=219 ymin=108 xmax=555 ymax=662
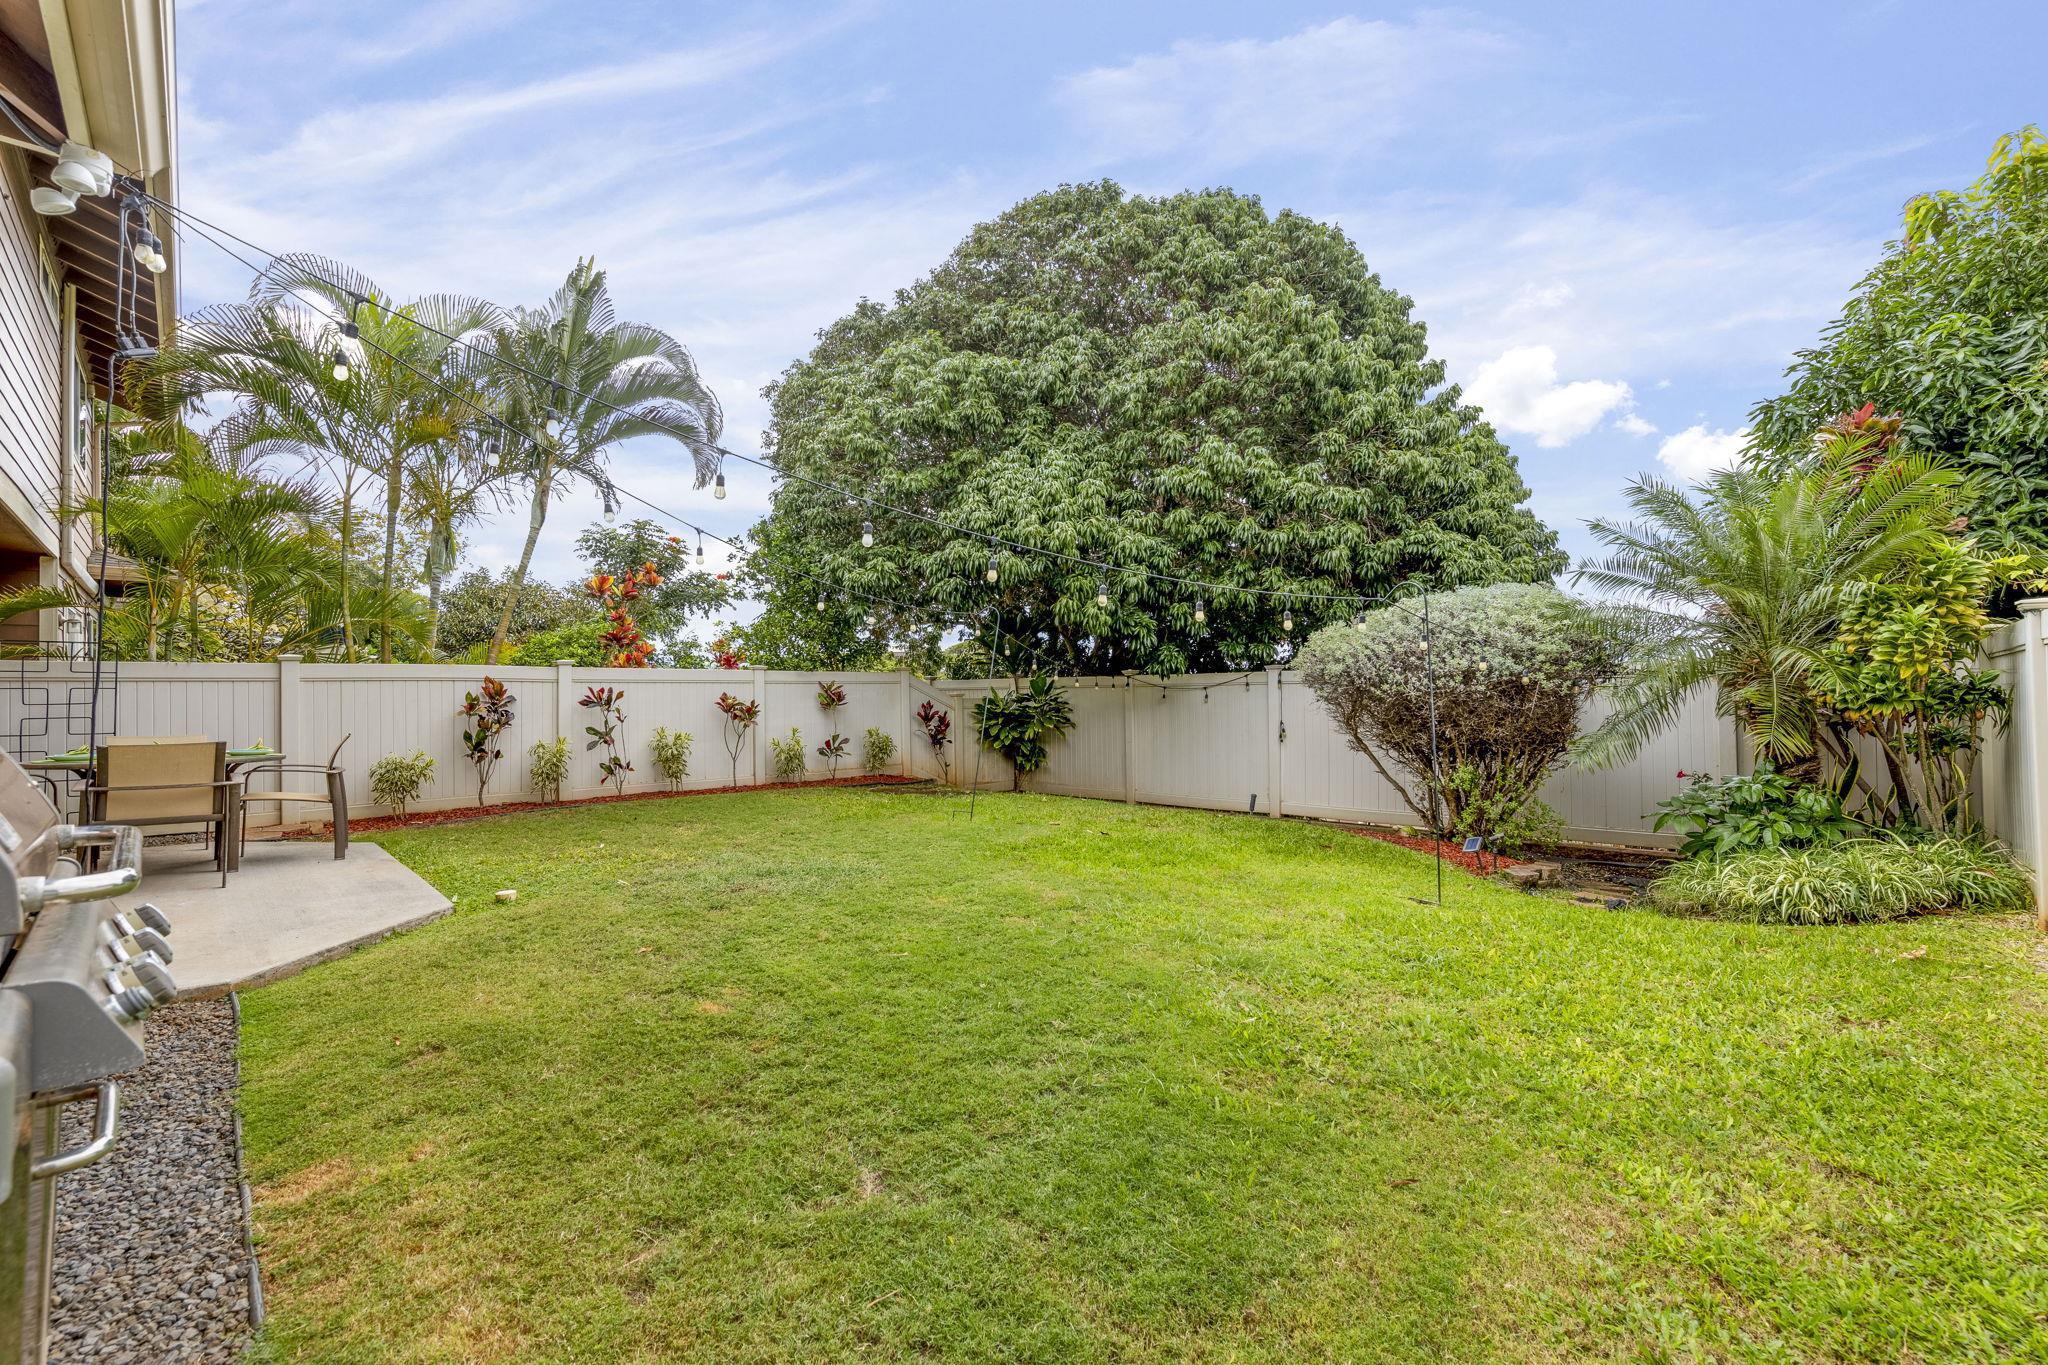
xmin=1572 ymin=433 xmax=1965 ymax=773
xmin=483 ymin=258 xmax=723 ymax=662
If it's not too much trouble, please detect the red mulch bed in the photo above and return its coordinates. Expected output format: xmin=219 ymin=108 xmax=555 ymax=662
xmin=276 ymin=774 xmax=926 ymax=838
xmin=1347 ymin=827 xmax=1529 ymax=875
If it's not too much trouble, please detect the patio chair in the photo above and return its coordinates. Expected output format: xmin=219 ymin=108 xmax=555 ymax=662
xmin=84 ymin=737 xmax=240 ymax=888
xmin=239 ymin=733 xmax=350 ymax=861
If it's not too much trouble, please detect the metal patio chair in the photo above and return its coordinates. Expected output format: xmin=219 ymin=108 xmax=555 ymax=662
xmin=239 ymin=733 xmax=351 ymax=860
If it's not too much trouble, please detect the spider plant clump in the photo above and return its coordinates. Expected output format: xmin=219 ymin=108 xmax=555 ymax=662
xmin=1648 ymin=833 xmax=2032 ymax=925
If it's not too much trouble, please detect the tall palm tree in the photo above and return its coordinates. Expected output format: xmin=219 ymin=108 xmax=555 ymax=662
xmin=248 ymin=257 xmax=499 ymax=661
xmin=406 ymin=432 xmax=504 ymax=654
xmin=483 ymin=258 xmax=723 ymax=663
xmin=1572 ymin=431 xmax=1965 ymax=775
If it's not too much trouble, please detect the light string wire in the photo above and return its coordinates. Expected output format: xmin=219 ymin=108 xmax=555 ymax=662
xmin=136 ymin=189 xmax=1441 ymax=624
xmin=153 ymin=201 xmax=1329 ymax=691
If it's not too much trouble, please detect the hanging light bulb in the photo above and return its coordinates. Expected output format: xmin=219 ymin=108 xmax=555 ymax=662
xmin=1282 ymin=598 xmax=1294 ymax=634
xmin=985 ymin=554 xmax=999 ymax=584
xmin=816 ymin=591 xmax=827 ymax=612
xmin=695 ymin=535 xmax=706 ymax=567
xmin=330 ymin=349 xmax=350 ymax=382
xmin=714 ymin=471 xmax=727 ymax=500
xmin=1193 ymin=598 xmax=1206 ymax=625
xmin=1096 ymin=581 xmax=1109 ymax=608
xmin=604 ymin=504 xmax=617 ymax=524
xmin=861 ymin=519 xmax=874 ymax=549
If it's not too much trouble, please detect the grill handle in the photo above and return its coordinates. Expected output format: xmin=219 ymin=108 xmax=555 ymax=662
xmin=18 ymin=825 xmax=142 ymax=912
xmin=31 ymin=1080 xmax=119 ymax=1179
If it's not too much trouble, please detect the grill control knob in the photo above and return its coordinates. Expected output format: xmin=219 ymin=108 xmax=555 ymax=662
xmin=134 ymin=903 xmax=172 ymax=935
xmin=106 ymin=986 xmax=156 ymax=1024
xmin=119 ymin=929 xmax=173 ymax=964
xmin=127 ymin=956 xmax=177 ymax=1007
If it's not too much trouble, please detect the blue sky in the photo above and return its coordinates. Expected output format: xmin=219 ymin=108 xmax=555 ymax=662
xmin=170 ymin=0 xmax=2046 ymax=599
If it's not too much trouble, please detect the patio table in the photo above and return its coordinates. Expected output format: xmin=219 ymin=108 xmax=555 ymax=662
xmin=22 ymin=747 xmax=284 ymax=822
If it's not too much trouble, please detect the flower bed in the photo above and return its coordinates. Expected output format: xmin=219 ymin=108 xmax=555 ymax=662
xmin=1348 ymin=827 xmax=1529 ymax=875
xmin=279 ymin=774 xmax=925 ymax=837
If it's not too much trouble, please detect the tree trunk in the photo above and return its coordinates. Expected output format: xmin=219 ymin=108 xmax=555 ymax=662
xmin=426 ymin=573 xmax=443 ymax=656
xmin=378 ymin=445 xmax=403 ymax=663
xmin=336 ymin=487 xmax=357 ymax=663
xmin=488 ymin=469 xmax=552 ymax=665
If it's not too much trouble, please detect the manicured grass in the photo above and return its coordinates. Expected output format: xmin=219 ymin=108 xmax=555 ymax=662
xmin=238 ymin=789 xmax=2048 ymax=1361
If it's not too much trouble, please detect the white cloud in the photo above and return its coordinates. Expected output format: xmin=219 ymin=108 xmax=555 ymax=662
xmin=1055 ymin=15 xmax=1511 ymax=166
xmin=1464 ymin=345 xmax=1633 ymax=448
xmin=1614 ymin=413 xmax=1658 ymax=437
xmin=1656 ymin=424 xmax=1750 ymax=480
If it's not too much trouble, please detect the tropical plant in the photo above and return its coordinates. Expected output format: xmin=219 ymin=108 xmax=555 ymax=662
xmin=649 ymin=727 xmax=693 ymax=790
xmin=715 ymin=691 xmax=761 ymax=786
xmin=435 ymin=569 xmax=590 ymax=658
xmin=574 ymin=519 xmax=732 ymax=646
xmin=1653 ymin=765 xmax=1858 ymax=860
xmin=916 ymin=699 xmax=952 ymax=781
xmin=750 ymin=182 xmax=1562 ymax=675
xmin=407 ymin=438 xmax=504 ymax=654
xmin=860 ymin=726 xmax=895 ymax=776
xmin=584 ymin=563 xmax=662 ymax=667
xmin=528 ymin=736 xmax=570 ymax=803
xmin=578 ymin=685 xmax=632 ymax=794
xmin=1297 ymin=585 xmax=1619 ymax=834
xmin=1809 ymin=534 xmax=2042 ymax=831
xmin=769 ymin=728 xmax=807 ymax=782
xmin=815 ymin=680 xmax=847 ymax=713
xmin=504 ymin=620 xmax=612 ymax=667
xmin=457 ymin=677 xmax=515 ymax=805
xmin=368 ymin=749 xmax=436 ymax=818
xmin=1648 ymin=832 xmax=2032 ymax=925
xmin=1441 ymin=764 xmax=1563 ymax=857
xmin=483 ymin=259 xmax=723 ymax=662
xmin=816 ymin=732 xmax=850 ymax=778
xmin=1573 ymin=428 xmax=1966 ymax=777
xmin=972 ymin=676 xmax=1074 ymax=787
xmin=1750 ymin=127 xmax=2048 ymax=555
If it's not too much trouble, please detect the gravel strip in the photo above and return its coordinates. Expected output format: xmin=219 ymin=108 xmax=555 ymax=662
xmin=48 ymin=999 xmax=252 ymax=1363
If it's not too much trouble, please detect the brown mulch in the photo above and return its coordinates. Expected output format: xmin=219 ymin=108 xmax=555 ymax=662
xmin=1347 ymin=827 xmax=1531 ymax=875
xmin=278 ymin=774 xmax=925 ymax=838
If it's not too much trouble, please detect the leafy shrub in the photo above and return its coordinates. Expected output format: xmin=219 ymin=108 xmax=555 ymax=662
xmin=973 ymin=676 xmax=1073 ymax=787
xmin=816 ymin=732 xmax=849 ymax=777
xmin=368 ymin=750 xmax=435 ymax=818
xmin=1443 ymin=764 xmax=1562 ymax=856
xmin=1654 ymin=764 xmax=1857 ymax=859
xmin=1649 ymin=833 xmax=2032 ymax=924
xmin=768 ymin=728 xmax=807 ymax=782
xmin=861 ymin=726 xmax=895 ymax=776
xmin=1297 ymin=584 xmax=1619 ymax=835
xmin=528 ymin=737 xmax=569 ymax=803
xmin=457 ymin=677 xmax=515 ymax=806
xmin=816 ymin=680 xmax=847 ymax=712
xmin=578 ymin=685 xmax=633 ymax=794
xmin=916 ymin=700 xmax=951 ymax=781
xmin=650 ymin=727 xmax=692 ymax=790
xmin=714 ymin=691 xmax=761 ymax=785
xmin=505 ymin=620 xmax=609 ymax=667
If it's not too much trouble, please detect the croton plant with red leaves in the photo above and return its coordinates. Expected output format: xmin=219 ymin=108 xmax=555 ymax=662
xmin=584 ymin=563 xmax=662 ymax=667
xmin=715 ymin=690 xmax=762 ymax=786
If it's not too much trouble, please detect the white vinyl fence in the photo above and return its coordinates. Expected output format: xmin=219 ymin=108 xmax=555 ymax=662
xmin=7 ymin=599 xmax=2048 ymax=917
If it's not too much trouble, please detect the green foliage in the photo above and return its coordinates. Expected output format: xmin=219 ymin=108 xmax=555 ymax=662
xmin=1653 ymin=765 xmax=1858 ymax=860
xmin=1649 ymin=833 xmax=2032 ymax=924
xmin=527 ymin=737 xmax=569 ymax=804
xmin=574 ymin=519 xmax=733 ymax=643
xmin=436 ymin=570 xmax=590 ymax=657
xmin=367 ymin=749 xmax=435 ymax=818
xmin=649 ymin=727 xmax=693 ymax=791
xmin=972 ymin=676 xmax=1074 ymax=784
xmin=816 ymin=732 xmax=850 ymax=778
xmin=1297 ymin=584 xmax=1618 ymax=834
xmin=860 ymin=726 xmax=896 ymax=776
xmin=752 ymin=182 xmax=1562 ymax=674
xmin=768 ymin=728 xmax=808 ymax=782
xmin=456 ymin=677 xmax=515 ymax=805
xmin=714 ymin=692 xmax=761 ymax=787
xmin=504 ymin=620 xmax=611 ymax=667
xmin=1750 ymin=127 xmax=2048 ymax=553
xmin=1442 ymin=765 xmax=1562 ymax=857
xmin=1574 ymin=429 xmax=1968 ymax=772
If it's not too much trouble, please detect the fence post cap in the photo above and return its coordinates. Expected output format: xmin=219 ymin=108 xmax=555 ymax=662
xmin=276 ymin=653 xmax=303 ymax=662
xmin=1263 ymin=663 xmax=1286 ymax=673
xmin=2018 ymin=597 xmax=2048 ymax=613
xmin=554 ymin=659 xmax=575 ymax=667
xmin=1119 ymin=668 xmax=1138 ymax=676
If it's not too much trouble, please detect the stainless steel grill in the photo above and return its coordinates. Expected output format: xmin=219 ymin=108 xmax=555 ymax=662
xmin=0 ymin=750 xmax=173 ymax=1362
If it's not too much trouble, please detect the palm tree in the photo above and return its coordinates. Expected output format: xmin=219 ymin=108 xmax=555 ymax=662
xmin=406 ymin=432 xmax=504 ymax=654
xmin=248 ymin=257 xmax=499 ymax=661
xmin=1572 ymin=431 xmax=1965 ymax=776
xmin=483 ymin=258 xmax=723 ymax=663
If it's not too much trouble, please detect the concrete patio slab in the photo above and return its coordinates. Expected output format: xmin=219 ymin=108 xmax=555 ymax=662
xmin=120 ymin=840 xmax=454 ymax=998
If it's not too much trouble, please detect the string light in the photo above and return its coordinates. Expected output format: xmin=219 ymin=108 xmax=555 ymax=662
xmin=861 ymin=519 xmax=874 ymax=548
xmin=1096 ymin=581 xmax=1109 ymax=608
xmin=713 ymin=471 xmax=726 ymax=500
xmin=985 ymin=554 xmax=999 ymax=584
xmin=695 ymin=534 xmax=705 ymax=567
xmin=816 ymin=590 xmax=827 ymax=612
xmin=1193 ymin=598 xmax=1206 ymax=625
xmin=329 ymin=349 xmax=349 ymax=382
xmin=1282 ymin=597 xmax=1293 ymax=634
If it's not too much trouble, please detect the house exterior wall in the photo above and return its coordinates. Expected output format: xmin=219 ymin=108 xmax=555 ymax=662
xmin=0 ymin=146 xmax=65 ymax=568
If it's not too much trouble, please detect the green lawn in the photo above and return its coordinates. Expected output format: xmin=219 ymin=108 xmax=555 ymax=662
xmin=238 ymin=789 xmax=2048 ymax=1362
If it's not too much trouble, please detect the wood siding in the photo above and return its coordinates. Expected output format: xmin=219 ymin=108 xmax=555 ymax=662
xmin=0 ymin=148 xmax=62 ymax=558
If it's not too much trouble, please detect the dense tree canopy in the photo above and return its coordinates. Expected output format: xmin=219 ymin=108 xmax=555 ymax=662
xmin=1750 ymin=127 xmax=2048 ymax=550
xmin=751 ymin=182 xmax=1564 ymax=674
